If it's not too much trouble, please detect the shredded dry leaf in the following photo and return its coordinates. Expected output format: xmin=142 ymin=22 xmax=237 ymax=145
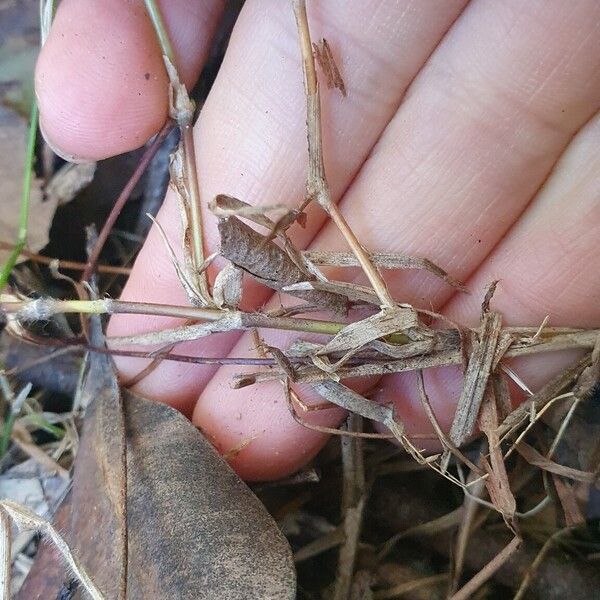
xmin=312 ymin=38 xmax=347 ymax=97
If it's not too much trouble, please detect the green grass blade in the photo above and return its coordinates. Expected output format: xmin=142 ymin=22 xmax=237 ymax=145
xmin=0 ymin=99 xmax=38 ymax=292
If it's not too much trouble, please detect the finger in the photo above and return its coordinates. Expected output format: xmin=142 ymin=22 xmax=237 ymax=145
xmin=195 ymin=323 xmax=349 ymax=482
xmin=373 ymin=110 xmax=600 ymax=437
xmin=35 ymin=0 xmax=223 ymax=160
xmin=109 ymin=0 xmax=469 ymax=412
xmin=196 ymin=0 xmax=600 ymax=479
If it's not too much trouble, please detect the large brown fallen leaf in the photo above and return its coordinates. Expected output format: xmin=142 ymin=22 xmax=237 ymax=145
xmin=18 ymin=316 xmax=296 ymax=599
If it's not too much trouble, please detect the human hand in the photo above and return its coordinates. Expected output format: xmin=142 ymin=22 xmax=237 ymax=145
xmin=35 ymin=0 xmax=600 ymax=480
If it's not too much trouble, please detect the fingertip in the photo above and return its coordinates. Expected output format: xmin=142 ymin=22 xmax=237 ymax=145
xmin=35 ymin=0 xmax=222 ymax=160
xmin=36 ymin=0 xmax=168 ymax=160
xmin=220 ymin=431 xmax=331 ymax=482
xmin=193 ymin=376 xmax=346 ymax=481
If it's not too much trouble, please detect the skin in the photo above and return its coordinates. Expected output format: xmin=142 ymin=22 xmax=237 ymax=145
xmin=35 ymin=0 xmax=600 ymax=481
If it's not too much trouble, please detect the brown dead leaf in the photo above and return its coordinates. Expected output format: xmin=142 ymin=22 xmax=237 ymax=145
xmin=305 ymin=251 xmax=466 ymax=291
xmin=312 ymin=38 xmax=346 ymax=97
xmin=515 ymin=442 xmax=596 ymax=483
xmin=64 ymin=313 xmax=127 ymax=599
xmin=478 ymin=387 xmax=517 ymax=531
xmin=122 ymin=391 xmax=295 ymax=599
xmin=212 ymin=195 xmax=321 ymax=279
xmin=212 ymin=262 xmax=243 ymax=309
xmin=449 ymin=310 xmax=503 ymax=446
xmin=312 ymin=380 xmax=396 ymax=428
xmin=315 ymin=307 xmax=420 ymax=357
xmin=219 ymin=216 xmax=347 ymax=313
xmin=20 ymin=316 xmax=296 ymax=599
xmin=552 ymin=475 xmax=585 ymax=527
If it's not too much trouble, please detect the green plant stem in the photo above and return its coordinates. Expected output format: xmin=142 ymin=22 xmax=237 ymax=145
xmin=0 ymin=413 xmax=16 ymax=457
xmin=0 ymin=380 xmax=31 ymax=458
xmin=1 ymin=297 xmax=409 ymax=341
xmin=24 ymin=413 xmax=64 ymax=439
xmin=143 ymin=0 xmax=176 ymax=65
xmin=0 ymin=100 xmax=38 ymax=292
xmin=5 ymin=297 xmax=598 ymax=350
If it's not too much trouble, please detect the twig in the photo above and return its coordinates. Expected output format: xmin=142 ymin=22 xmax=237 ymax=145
xmin=374 ymin=573 xmax=449 ymax=600
xmin=144 ymin=0 xmax=210 ymax=302
xmin=450 ymin=536 xmax=521 ymax=600
xmin=0 ymin=508 xmax=10 ymax=600
xmin=143 ymin=0 xmax=176 ymax=64
xmin=0 ymin=500 xmax=105 ymax=599
xmin=415 ymin=370 xmax=483 ymax=474
xmin=82 ymin=120 xmax=173 ymax=281
xmin=547 ymin=396 xmax=581 ymax=459
xmin=451 ymin=473 xmax=486 ymax=593
xmin=10 ymin=428 xmax=69 ymax=478
xmin=0 ymin=241 xmax=131 ymax=275
xmin=502 ymin=392 xmax=574 ymax=463
xmin=496 ymin=354 xmax=591 ymax=438
xmin=514 ymin=442 xmax=595 ymax=483
xmin=285 ymin=385 xmax=397 ymax=440
xmin=233 ymin=330 xmax=599 ymax=387
xmin=292 ymin=0 xmax=395 ymax=310
xmin=378 ymin=479 xmax=600 ymax=596
xmin=513 ymin=528 xmax=574 ymax=600
xmin=2 ymin=297 xmax=352 ymax=337
xmin=311 ymin=380 xmax=473 ymax=490
xmin=294 ymin=527 xmax=344 ymax=563
xmin=180 ymin=123 xmax=209 ymax=297
xmin=377 ymin=508 xmax=463 ymax=562
xmin=305 ymin=250 xmax=467 ymax=291
xmin=334 ymin=413 xmax=366 ymax=600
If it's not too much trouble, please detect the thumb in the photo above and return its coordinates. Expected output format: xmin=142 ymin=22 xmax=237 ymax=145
xmin=35 ymin=0 xmax=223 ymax=161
